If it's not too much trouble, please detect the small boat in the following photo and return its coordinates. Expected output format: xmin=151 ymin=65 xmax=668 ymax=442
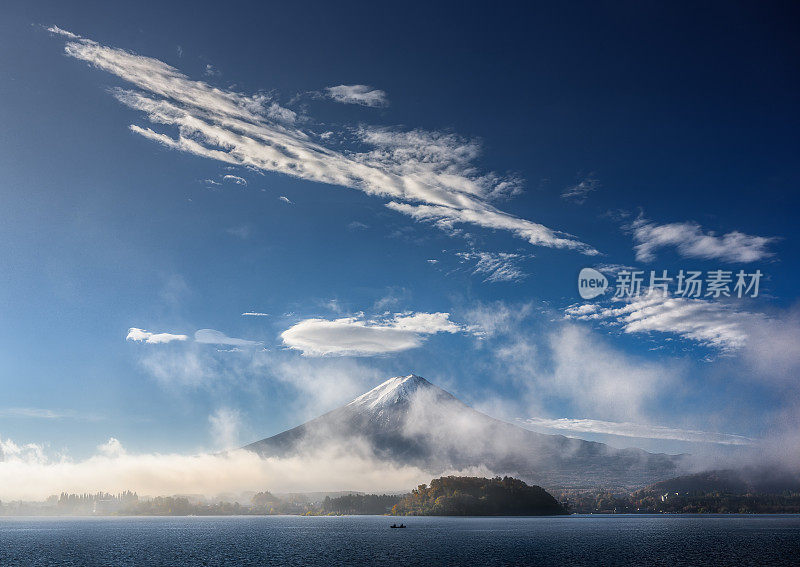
xmin=390 ymin=523 xmax=406 ymax=528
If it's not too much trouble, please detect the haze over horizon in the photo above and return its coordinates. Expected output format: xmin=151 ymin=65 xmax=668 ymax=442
xmin=1 ymin=1 xmax=799 ymax=498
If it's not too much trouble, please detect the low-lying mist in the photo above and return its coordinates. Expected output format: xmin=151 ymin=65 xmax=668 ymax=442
xmin=0 ymin=436 xmax=492 ymax=502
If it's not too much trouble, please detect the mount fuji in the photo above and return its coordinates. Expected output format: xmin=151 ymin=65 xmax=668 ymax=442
xmin=245 ymin=374 xmax=685 ymax=490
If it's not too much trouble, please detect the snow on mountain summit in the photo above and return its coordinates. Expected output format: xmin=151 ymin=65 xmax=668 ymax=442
xmin=346 ymin=374 xmax=437 ymax=412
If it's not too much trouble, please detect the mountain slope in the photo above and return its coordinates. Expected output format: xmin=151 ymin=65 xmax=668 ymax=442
xmin=636 ymin=468 xmax=800 ymax=496
xmin=245 ymin=374 xmax=684 ymax=490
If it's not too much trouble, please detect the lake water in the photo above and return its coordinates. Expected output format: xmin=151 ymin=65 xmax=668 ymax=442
xmin=0 ymin=515 xmax=798 ymax=566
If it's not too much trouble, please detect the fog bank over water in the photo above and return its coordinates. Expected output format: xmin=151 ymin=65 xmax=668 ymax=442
xmin=0 ymin=436 xmax=497 ymax=501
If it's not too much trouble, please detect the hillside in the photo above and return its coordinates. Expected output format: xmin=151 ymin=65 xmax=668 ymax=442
xmin=636 ymin=468 xmax=800 ymax=496
xmin=391 ymin=476 xmax=566 ymax=516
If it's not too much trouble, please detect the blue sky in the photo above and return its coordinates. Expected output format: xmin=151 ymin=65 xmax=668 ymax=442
xmin=1 ymin=0 xmax=799 ymax=471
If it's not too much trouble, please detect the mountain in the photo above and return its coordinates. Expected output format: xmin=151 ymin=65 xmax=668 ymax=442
xmin=636 ymin=468 xmax=800 ymax=496
xmin=245 ymin=374 xmax=685 ymax=490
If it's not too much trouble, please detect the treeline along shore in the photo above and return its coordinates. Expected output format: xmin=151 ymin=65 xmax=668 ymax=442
xmin=3 ymin=471 xmax=800 ymax=516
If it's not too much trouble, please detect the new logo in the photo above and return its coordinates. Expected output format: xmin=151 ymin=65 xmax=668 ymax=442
xmin=578 ymin=268 xmax=608 ymax=299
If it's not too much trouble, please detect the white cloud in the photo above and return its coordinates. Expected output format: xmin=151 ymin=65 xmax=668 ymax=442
xmin=242 ymin=312 xmax=269 ymax=317
xmin=98 ymin=437 xmax=126 ymax=457
xmin=324 ymin=84 xmax=388 ymax=107
xmin=0 ymin=435 xmax=435 ymax=501
xmin=204 ymin=64 xmax=220 ymax=77
xmin=138 ymin=345 xmax=222 ymax=388
xmin=0 ymin=408 xmax=81 ymax=419
xmin=389 ymin=311 xmax=463 ymax=333
xmin=521 ymin=417 xmax=754 ymax=446
xmin=372 ymin=290 xmax=407 ymax=312
xmin=278 ymin=195 xmax=293 ymax=204
xmin=132 ymin=335 xmax=373 ymax=399
xmin=264 ymin=102 xmax=297 ymax=123
xmin=281 ymin=318 xmax=419 ymax=357
xmin=593 ymin=263 xmax=637 ymax=276
xmin=222 ymin=174 xmax=247 ymax=185
xmin=194 ymin=329 xmax=262 ymax=347
xmin=208 ymin=408 xmax=241 ymax=450
xmin=461 ymin=301 xmax=536 ymax=340
xmin=257 ymin=356 xmax=385 ymax=420
xmin=561 ymin=174 xmax=600 ymax=204
xmin=323 ymin=299 xmax=345 ymax=314
xmin=126 ymin=327 xmax=188 ymax=344
xmin=457 ymin=251 xmax=527 ymax=282
xmin=631 ymin=216 xmax=777 ymax=263
xmin=738 ymin=305 xmax=800 ymax=386
xmin=46 ymin=25 xmax=81 ymax=40
xmin=53 ymin=31 xmax=596 ymax=254
xmin=0 ymin=436 xmax=47 ymax=465
xmin=459 ymin=303 xmax=683 ymax=424
xmin=355 ymin=126 xmax=523 ymax=203
xmin=564 ymin=293 xmax=759 ymax=351
xmin=280 ymin=312 xmax=467 ymax=356
xmin=386 ymin=202 xmax=596 ymax=253
xmin=226 ymin=224 xmax=253 ymax=239
xmin=547 ymin=325 xmax=677 ymax=421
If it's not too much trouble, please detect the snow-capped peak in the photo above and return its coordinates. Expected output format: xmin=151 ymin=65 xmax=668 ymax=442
xmin=347 ymin=374 xmax=432 ymax=411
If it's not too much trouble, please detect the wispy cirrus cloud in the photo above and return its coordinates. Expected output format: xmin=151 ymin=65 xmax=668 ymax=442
xmin=564 ymin=293 xmax=759 ymax=351
xmin=281 ymin=311 xmax=468 ymax=356
xmin=324 ymin=84 xmax=388 ymax=107
xmin=457 ymin=251 xmax=528 ymax=283
xmin=49 ymin=28 xmax=596 ymax=255
xmin=0 ymin=408 xmax=81 ymax=420
xmin=385 ymin=202 xmax=593 ymax=252
xmin=45 ymin=25 xmax=80 ymax=40
xmin=561 ymin=174 xmax=600 ymax=204
xmin=126 ymin=327 xmax=188 ymax=344
xmin=565 ymin=295 xmax=800 ymax=389
xmin=631 ymin=216 xmax=777 ymax=263
xmin=521 ymin=416 xmax=754 ymax=446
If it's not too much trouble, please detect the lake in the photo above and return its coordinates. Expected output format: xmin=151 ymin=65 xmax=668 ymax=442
xmin=0 ymin=515 xmax=798 ymax=566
